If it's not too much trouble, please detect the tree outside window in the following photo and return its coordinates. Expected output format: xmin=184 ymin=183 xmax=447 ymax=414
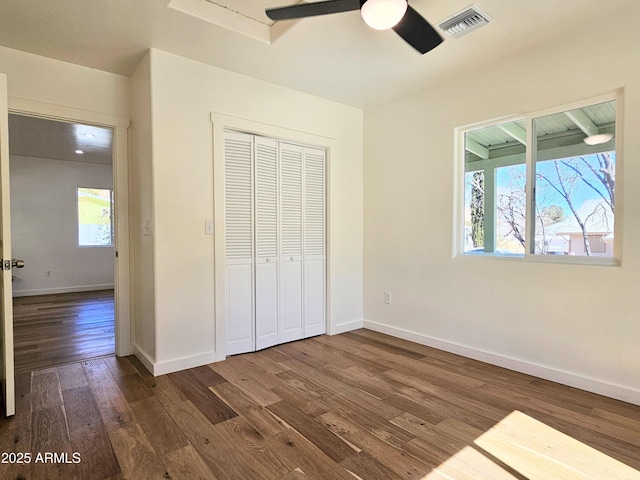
xmin=78 ymin=187 xmax=114 ymax=247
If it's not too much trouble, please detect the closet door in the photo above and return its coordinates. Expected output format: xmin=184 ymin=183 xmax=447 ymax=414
xmin=254 ymin=137 xmax=279 ymax=350
xmin=278 ymin=143 xmax=304 ymax=343
xmin=303 ymin=147 xmax=326 ymax=337
xmin=224 ymin=131 xmax=255 ymax=355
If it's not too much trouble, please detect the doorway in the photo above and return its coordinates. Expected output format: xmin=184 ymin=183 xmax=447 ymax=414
xmin=8 ymin=114 xmax=116 ymax=371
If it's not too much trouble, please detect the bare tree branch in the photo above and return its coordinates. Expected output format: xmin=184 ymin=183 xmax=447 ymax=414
xmin=562 ymin=159 xmax=614 ymax=213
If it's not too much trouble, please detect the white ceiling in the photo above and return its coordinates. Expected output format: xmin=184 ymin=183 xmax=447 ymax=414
xmin=0 ymin=0 xmax=636 ymax=108
xmin=9 ymin=115 xmax=113 ymax=165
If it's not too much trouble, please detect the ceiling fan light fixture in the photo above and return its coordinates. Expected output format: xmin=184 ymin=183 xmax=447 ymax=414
xmin=361 ymin=0 xmax=408 ymax=30
xmin=583 ymin=133 xmax=613 ymax=146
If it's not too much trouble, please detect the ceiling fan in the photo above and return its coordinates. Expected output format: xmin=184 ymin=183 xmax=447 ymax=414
xmin=266 ymin=0 xmax=443 ymax=54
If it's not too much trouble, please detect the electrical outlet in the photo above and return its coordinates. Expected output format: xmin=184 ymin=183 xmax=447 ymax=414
xmin=384 ymin=291 xmax=391 ymax=304
xmin=45 ymin=270 xmax=52 ymax=278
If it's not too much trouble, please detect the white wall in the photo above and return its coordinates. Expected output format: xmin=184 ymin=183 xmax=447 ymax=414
xmin=0 ymin=46 xmax=129 ymax=118
xmin=129 ymin=52 xmax=156 ymax=361
xmin=134 ymin=48 xmax=363 ymax=374
xmin=10 ymin=155 xmax=114 ymax=295
xmin=0 ymin=46 xmax=131 ymax=354
xmin=363 ymin=10 xmax=640 ymax=404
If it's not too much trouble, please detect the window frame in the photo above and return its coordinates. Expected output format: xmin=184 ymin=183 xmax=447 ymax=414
xmin=76 ymin=186 xmax=115 ymax=248
xmin=455 ymin=91 xmax=623 ymax=266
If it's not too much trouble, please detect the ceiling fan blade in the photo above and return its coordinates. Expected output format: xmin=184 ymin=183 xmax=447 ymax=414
xmin=266 ymin=0 xmax=361 ymax=21
xmin=392 ymin=5 xmax=443 ymax=54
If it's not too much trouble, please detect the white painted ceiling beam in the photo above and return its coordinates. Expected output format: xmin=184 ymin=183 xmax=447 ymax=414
xmin=498 ymin=123 xmax=527 ymax=145
xmin=564 ymin=110 xmax=599 ymax=137
xmin=466 ymin=138 xmax=489 ymax=159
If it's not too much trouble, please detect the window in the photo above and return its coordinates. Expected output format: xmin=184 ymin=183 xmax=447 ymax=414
xmin=77 ymin=187 xmax=114 ymax=247
xmin=460 ymin=95 xmax=618 ymax=262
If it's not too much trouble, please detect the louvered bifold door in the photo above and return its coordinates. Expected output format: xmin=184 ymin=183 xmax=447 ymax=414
xmin=278 ymin=143 xmax=304 ymax=343
xmin=224 ymin=131 xmax=255 ymax=355
xmin=254 ymin=137 xmax=279 ymax=350
xmin=303 ymin=147 xmax=326 ymax=337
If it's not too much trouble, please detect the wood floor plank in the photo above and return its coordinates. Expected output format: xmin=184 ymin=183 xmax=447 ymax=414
xmin=319 ymin=410 xmax=433 ymax=480
xmin=209 ymin=359 xmax=283 ymax=406
xmin=266 ymin=428 xmax=356 ymax=480
xmin=83 ymin=359 xmax=134 ymax=431
xmin=267 ymin=400 xmax=358 ymax=463
xmin=168 ymin=369 xmax=238 ymax=425
xmin=0 ymin=372 xmax=32 ymax=480
xmin=129 ymin=396 xmax=189 ymax=455
xmin=383 ymin=368 xmax=508 ymax=423
xmin=58 ymin=362 xmax=89 ymax=391
xmin=286 ymin=338 xmax=360 ymax=369
xmin=62 ymin=384 xmax=118 ymax=480
xmin=244 ymin=350 xmax=292 ymax=375
xmin=385 ymin=385 xmax=499 ymax=431
xmin=152 ymin=375 xmax=189 ymax=407
xmin=209 ymin=381 xmax=289 ymax=436
xmin=340 ymin=451 xmax=405 ymax=480
xmin=279 ymin=358 xmax=404 ymax=420
xmin=213 ymin=416 xmax=292 ymax=479
xmin=108 ymin=423 xmax=169 ymax=480
xmin=31 ymin=405 xmax=77 ymax=480
xmin=190 ymin=364 xmax=227 ymax=387
xmin=113 ymin=373 xmax=154 ymax=404
xmin=31 ymin=371 xmax=63 ymax=411
xmin=164 ymin=445 xmax=217 ymax=480
xmin=104 ymin=356 xmax=138 ymax=378
xmin=280 ymin=467 xmax=309 ymax=479
xmin=272 ymin=369 xmax=334 ymax=415
xmin=166 ymin=400 xmax=264 ymax=479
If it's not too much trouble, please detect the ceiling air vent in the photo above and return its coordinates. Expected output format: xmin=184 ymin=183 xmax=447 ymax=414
xmin=438 ymin=5 xmax=491 ymax=38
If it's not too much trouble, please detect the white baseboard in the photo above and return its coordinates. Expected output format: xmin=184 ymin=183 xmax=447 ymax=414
xmin=132 ymin=343 xmax=156 ymax=375
xmin=13 ymin=284 xmax=115 ymax=297
xmin=363 ymin=320 xmax=640 ymax=406
xmin=132 ymin=345 xmax=219 ymax=377
xmin=331 ymin=319 xmax=364 ymax=335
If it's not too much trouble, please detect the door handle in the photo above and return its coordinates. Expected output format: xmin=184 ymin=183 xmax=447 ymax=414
xmin=11 ymin=259 xmax=25 ymax=269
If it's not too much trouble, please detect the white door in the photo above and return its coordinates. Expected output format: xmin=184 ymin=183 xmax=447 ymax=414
xmin=254 ymin=137 xmax=278 ymax=350
xmin=224 ymin=131 xmax=255 ymax=355
xmin=279 ymin=143 xmax=303 ymax=343
xmin=303 ymin=147 xmax=326 ymax=338
xmin=0 ymin=73 xmax=15 ymax=417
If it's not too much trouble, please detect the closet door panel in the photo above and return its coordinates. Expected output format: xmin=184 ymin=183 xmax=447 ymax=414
xmin=279 ymin=143 xmax=303 ymax=343
xmin=254 ymin=137 xmax=279 ymax=350
xmin=280 ymin=259 xmax=302 ymax=342
xmin=303 ymin=147 xmax=326 ymax=337
xmin=225 ymin=131 xmax=254 ymax=354
xmin=303 ymin=258 xmax=324 ymax=337
xmin=255 ymin=260 xmax=278 ymax=349
xmin=226 ymin=262 xmax=254 ymax=355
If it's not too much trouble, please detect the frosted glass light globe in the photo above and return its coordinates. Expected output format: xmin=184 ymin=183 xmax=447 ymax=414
xmin=361 ymin=0 xmax=408 ymax=30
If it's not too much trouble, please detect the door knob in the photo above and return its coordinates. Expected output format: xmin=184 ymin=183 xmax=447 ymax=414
xmin=11 ymin=259 xmax=25 ymax=269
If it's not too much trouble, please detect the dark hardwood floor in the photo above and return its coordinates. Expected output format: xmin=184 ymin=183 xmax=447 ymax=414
xmin=1 ymin=329 xmax=639 ymax=479
xmin=13 ymin=290 xmax=115 ymax=373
